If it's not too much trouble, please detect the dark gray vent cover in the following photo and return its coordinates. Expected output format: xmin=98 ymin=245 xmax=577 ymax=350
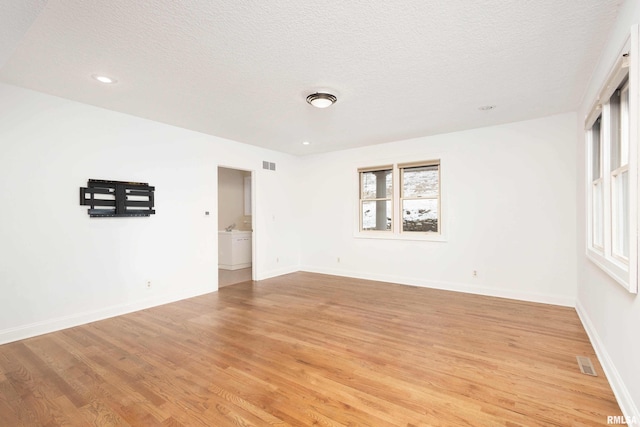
xmin=263 ymin=161 xmax=276 ymax=171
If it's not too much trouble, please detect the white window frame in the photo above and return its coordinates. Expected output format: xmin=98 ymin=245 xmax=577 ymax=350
xmin=611 ymin=81 xmax=630 ymax=263
xmin=355 ymin=157 xmax=447 ymax=242
xmin=585 ymin=26 xmax=639 ymax=294
xmin=590 ymin=116 xmax=604 ymax=252
xmin=399 ymin=161 xmax=441 ymax=235
xmin=358 ymin=165 xmax=394 ymax=233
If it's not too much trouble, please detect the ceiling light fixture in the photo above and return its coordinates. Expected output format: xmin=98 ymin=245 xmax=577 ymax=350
xmin=306 ymin=92 xmax=337 ymax=108
xmin=302 ymin=141 xmax=310 ymax=145
xmin=92 ymin=74 xmax=117 ymax=84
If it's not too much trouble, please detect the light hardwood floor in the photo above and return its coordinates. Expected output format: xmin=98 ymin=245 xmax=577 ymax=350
xmin=218 ymin=267 xmax=253 ymax=288
xmin=0 ymin=272 xmax=622 ymax=426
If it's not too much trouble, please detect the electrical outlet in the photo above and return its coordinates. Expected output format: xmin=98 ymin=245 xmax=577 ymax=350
xmin=337 ymin=257 xmax=341 ymax=263
xmin=147 ymin=281 xmax=151 ymax=288
xmin=472 ymin=270 xmax=478 ymax=278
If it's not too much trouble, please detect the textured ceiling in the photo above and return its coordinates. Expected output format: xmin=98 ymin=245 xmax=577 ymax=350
xmin=0 ymin=0 xmax=623 ymax=155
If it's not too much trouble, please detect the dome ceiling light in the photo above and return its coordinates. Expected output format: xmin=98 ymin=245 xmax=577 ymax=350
xmin=306 ymin=92 xmax=337 ymax=108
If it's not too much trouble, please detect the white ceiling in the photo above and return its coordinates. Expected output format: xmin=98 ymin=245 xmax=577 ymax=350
xmin=0 ymin=0 xmax=623 ymax=155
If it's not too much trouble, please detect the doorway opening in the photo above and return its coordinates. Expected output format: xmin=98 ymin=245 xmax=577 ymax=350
xmin=217 ymin=167 xmax=253 ymax=288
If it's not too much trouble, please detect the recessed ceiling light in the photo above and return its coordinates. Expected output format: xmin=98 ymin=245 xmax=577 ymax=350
xmin=92 ymin=74 xmax=117 ymax=84
xmin=306 ymin=92 xmax=337 ymax=108
xmin=302 ymin=141 xmax=310 ymax=145
xmin=478 ymin=105 xmax=496 ymax=111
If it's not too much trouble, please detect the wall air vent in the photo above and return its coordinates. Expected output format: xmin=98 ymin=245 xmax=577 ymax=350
xmin=263 ymin=161 xmax=276 ymax=171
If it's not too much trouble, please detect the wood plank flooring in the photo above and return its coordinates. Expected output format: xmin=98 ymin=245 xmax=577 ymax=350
xmin=218 ymin=268 xmax=253 ymax=288
xmin=0 ymin=272 xmax=622 ymax=426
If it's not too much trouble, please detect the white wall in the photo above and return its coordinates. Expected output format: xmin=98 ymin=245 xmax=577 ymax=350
xmin=0 ymin=83 xmax=300 ymax=344
xmin=576 ymin=0 xmax=640 ymax=419
xmin=299 ymin=113 xmax=577 ymax=306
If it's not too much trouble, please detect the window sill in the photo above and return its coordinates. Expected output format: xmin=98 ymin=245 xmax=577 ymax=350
xmin=586 ymin=247 xmax=634 ymax=293
xmin=354 ymin=231 xmax=448 ymax=242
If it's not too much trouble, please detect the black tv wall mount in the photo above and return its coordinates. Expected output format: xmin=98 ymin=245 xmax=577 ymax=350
xmin=80 ymin=179 xmax=155 ymax=217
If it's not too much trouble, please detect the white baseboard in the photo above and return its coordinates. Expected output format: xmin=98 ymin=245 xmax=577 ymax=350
xmin=1 ymin=266 xmax=574 ymax=346
xmin=300 ymin=265 xmax=575 ymax=307
xmin=0 ymin=286 xmax=214 ymax=345
xmin=219 ymin=262 xmax=252 ymax=271
xmin=255 ymin=265 xmax=299 ymax=281
xmin=0 ymin=266 xmax=296 ymax=345
xmin=576 ymin=301 xmax=640 ymax=423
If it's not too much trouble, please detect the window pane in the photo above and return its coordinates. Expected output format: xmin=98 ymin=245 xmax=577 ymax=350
xmin=593 ymin=181 xmax=603 ymax=248
xmin=613 ymin=170 xmax=629 ymax=258
xmin=403 ymin=165 xmax=439 ymax=198
xmin=591 ymin=118 xmax=601 ymax=180
xmin=402 ymin=199 xmax=438 ymax=232
xmin=621 ymin=84 xmax=629 ymax=166
xmin=362 ymin=200 xmax=391 ymax=231
xmin=361 ymin=170 xmax=392 ymax=199
xmin=611 ymin=89 xmax=622 ymax=170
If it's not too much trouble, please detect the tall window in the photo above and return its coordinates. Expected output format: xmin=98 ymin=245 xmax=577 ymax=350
xmin=590 ymin=116 xmax=603 ymax=250
xmin=611 ymin=81 xmax=630 ymax=260
xmin=400 ymin=162 xmax=440 ymax=233
xmin=359 ymin=166 xmax=392 ymax=231
xmin=585 ymin=27 xmax=638 ymax=293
